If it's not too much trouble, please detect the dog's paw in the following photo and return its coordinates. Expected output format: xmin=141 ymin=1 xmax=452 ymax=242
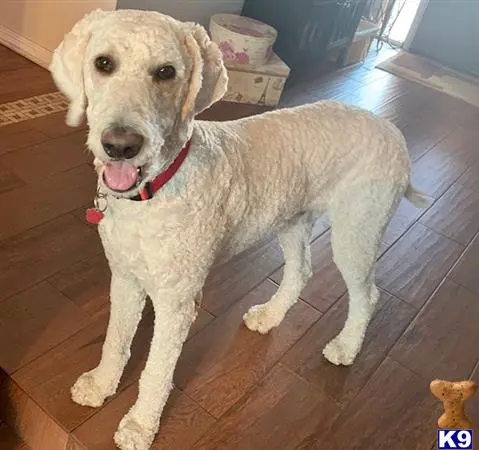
xmin=243 ymin=303 xmax=284 ymax=334
xmin=114 ymin=414 xmax=155 ymax=450
xmin=71 ymin=371 xmax=110 ymax=408
xmin=322 ymin=335 xmax=358 ymax=366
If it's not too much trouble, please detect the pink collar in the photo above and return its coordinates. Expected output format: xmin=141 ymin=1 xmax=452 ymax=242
xmin=86 ymin=139 xmax=192 ymax=224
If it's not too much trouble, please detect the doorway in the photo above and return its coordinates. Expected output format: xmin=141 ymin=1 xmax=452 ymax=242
xmin=380 ymin=0 xmax=427 ymax=47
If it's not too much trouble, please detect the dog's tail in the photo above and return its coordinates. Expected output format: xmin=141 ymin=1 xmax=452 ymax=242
xmin=404 ymin=184 xmax=429 ymax=208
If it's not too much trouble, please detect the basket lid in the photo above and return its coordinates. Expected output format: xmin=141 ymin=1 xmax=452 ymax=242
xmin=210 ymin=13 xmax=277 ymax=40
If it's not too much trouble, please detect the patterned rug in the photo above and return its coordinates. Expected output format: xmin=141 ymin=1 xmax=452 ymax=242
xmin=0 ymin=92 xmax=68 ymax=127
xmin=378 ymin=51 xmax=479 ymax=108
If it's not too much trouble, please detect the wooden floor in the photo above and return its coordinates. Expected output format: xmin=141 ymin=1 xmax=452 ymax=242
xmin=0 ymin=43 xmax=479 ymax=450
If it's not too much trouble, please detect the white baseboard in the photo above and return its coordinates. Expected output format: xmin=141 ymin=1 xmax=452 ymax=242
xmin=0 ymin=24 xmax=52 ymax=69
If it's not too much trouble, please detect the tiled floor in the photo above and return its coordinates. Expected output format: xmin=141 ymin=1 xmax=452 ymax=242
xmin=0 ymin=43 xmax=478 ymax=450
xmin=0 ymin=91 xmax=68 ymax=127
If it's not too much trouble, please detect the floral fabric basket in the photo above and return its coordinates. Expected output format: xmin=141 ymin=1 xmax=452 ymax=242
xmin=210 ymin=14 xmax=278 ymax=66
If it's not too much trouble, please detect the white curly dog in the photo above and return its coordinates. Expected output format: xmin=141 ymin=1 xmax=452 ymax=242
xmin=50 ymin=9 xmax=427 ymax=450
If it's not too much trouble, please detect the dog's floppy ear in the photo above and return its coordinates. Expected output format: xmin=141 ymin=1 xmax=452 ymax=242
xmin=49 ymin=9 xmax=110 ymax=127
xmin=182 ymin=24 xmax=228 ymax=119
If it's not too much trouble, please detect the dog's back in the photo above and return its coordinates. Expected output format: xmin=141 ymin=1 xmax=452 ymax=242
xmin=196 ymin=101 xmax=412 ymax=255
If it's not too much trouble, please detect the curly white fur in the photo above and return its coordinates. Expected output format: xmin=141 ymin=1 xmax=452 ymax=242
xmin=51 ymin=9 xmax=426 ymax=450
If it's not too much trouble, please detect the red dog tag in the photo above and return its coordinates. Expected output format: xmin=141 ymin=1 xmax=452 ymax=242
xmin=85 ymin=208 xmax=104 ymax=225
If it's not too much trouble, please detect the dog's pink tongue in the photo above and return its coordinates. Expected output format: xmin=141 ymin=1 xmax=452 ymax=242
xmin=103 ymin=161 xmax=138 ymax=191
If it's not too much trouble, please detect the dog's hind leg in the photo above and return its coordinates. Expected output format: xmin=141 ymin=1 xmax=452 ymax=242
xmin=71 ymin=270 xmax=146 ymax=407
xmin=322 ymin=183 xmax=401 ymax=366
xmin=244 ymin=212 xmax=314 ymax=334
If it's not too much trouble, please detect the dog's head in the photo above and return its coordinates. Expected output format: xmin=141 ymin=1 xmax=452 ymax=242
xmin=50 ymin=9 xmax=227 ymax=195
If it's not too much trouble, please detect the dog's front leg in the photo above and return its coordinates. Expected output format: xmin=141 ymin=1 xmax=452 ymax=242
xmin=114 ymin=290 xmax=197 ymax=450
xmin=72 ymin=269 xmax=146 ymax=407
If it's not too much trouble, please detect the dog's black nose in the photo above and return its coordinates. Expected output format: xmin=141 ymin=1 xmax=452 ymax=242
xmin=101 ymin=126 xmax=144 ymax=159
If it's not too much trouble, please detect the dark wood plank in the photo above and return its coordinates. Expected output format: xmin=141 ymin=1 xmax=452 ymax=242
xmin=450 ymin=234 xmax=479 ymax=295
xmin=192 ymin=364 xmax=340 ymax=450
xmin=71 ymin=204 xmax=97 ymax=229
xmin=281 ymin=62 xmax=393 ymax=110
xmin=175 ymin=279 xmax=321 ymax=418
xmin=0 ymin=66 xmax=56 ymax=104
xmin=353 ymin=74 xmax=424 ymax=120
xmin=12 ymin=299 xmax=213 ymax=432
xmin=0 ymin=45 xmax=36 ymax=72
xmin=376 ymin=223 xmax=463 ymax=307
xmin=271 ymin=230 xmax=346 ymax=312
xmin=0 ymin=164 xmax=97 ymax=241
xmin=282 ymin=289 xmax=415 ymax=405
xmin=48 ymin=253 xmax=111 ymax=319
xmin=203 ymin=239 xmax=284 ymax=316
xmin=411 ymin=126 xmax=479 ymax=198
xmin=0 ymin=127 xmax=50 ymax=157
xmin=313 ymin=358 xmax=440 ymax=450
xmin=457 ymin=162 xmax=479 ymax=192
xmin=0 ymin=164 xmax=25 ymax=194
xmin=311 ymin=213 xmax=330 ymax=241
xmin=190 ymin=308 xmax=216 ymax=338
xmin=0 ymin=109 xmax=80 ymax=143
xmin=344 ymin=66 xmax=390 ymax=85
xmin=204 ymin=215 xmax=329 ymax=315
xmin=0 ymin=214 xmax=102 ymax=302
xmin=391 ymin=278 xmax=479 ymax=380
xmin=73 ymin=386 xmax=215 ymax=450
xmin=381 ymin=196 xmax=430 ymax=253
xmin=447 ymin=94 xmax=479 ymax=128
xmin=0 ymin=422 xmax=26 ymax=449
xmin=401 ymin=109 xmax=457 ymax=162
xmin=0 ymin=131 xmax=90 ymax=183
xmin=0 ymin=379 xmax=69 ymax=450
xmin=300 ymin=72 xmax=362 ymax=105
xmin=13 ymin=310 xmax=151 ymax=431
xmin=382 ymin=81 xmax=460 ymax=161
xmin=66 ymin=435 xmax=86 ymax=450
xmin=419 ymin=182 xmax=479 ymax=245
xmin=0 ymin=282 xmax=91 ymax=374
xmin=28 ymin=111 xmax=87 ymax=139
xmin=0 ymin=119 xmax=32 ymax=136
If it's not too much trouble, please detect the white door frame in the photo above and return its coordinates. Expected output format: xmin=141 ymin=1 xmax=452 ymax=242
xmin=403 ymin=0 xmax=429 ymax=50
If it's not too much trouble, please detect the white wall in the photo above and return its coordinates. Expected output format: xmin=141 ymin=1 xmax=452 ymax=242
xmin=117 ymin=0 xmax=245 ymax=27
xmin=0 ymin=0 xmax=244 ymax=68
xmin=0 ymin=0 xmax=117 ymax=68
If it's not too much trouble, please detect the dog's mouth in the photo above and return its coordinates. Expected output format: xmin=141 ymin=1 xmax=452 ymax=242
xmin=102 ymin=161 xmax=144 ymax=193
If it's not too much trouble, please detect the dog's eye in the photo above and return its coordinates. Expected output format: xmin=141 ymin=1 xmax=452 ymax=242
xmin=153 ymin=65 xmax=176 ymax=82
xmin=94 ymin=55 xmax=115 ymax=74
